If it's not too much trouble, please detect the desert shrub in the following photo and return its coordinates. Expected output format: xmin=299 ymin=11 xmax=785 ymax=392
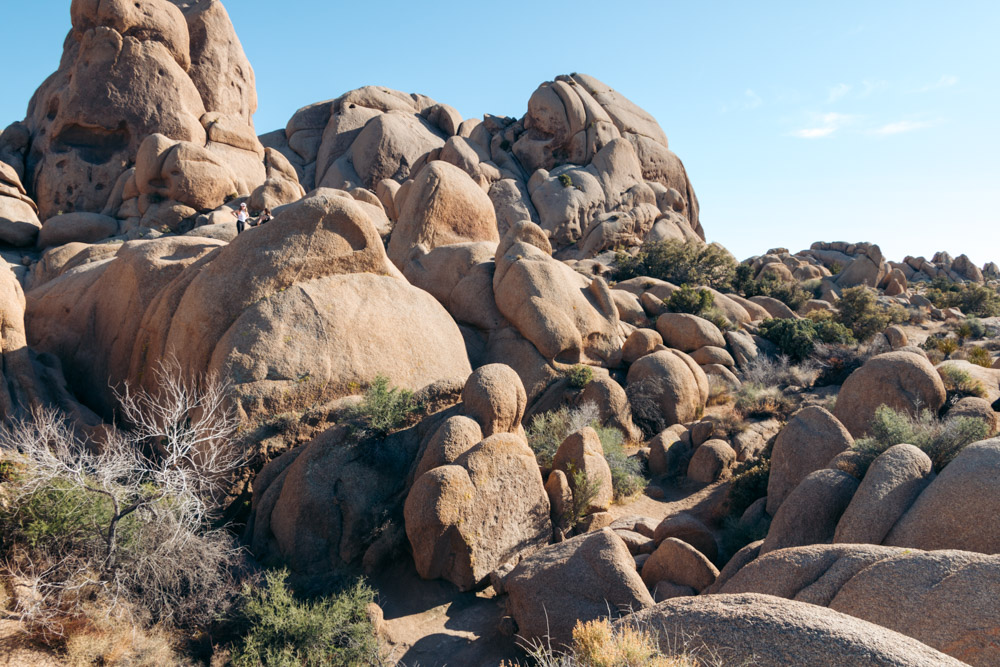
xmin=566 ymin=364 xmax=594 ymax=390
xmin=0 ymin=365 xmax=245 ymax=640
xmin=558 ymin=173 xmax=574 ymax=188
xmin=835 ymin=286 xmax=895 ymax=342
xmin=954 ymin=316 xmax=987 ymax=341
xmin=231 ymin=569 xmax=382 ymax=667
xmin=810 ymin=342 xmax=871 ymax=386
xmin=925 ymin=278 xmax=1000 ymax=317
xmin=528 ymin=405 xmax=645 ymax=499
xmin=564 ymin=465 xmax=602 ymax=529
xmin=852 ymin=405 xmax=990 ymax=473
xmin=625 ymin=378 xmax=668 ymax=438
xmin=733 ymin=384 xmax=792 ymax=419
xmin=938 ymin=365 xmax=988 ymax=399
xmin=511 ymin=617 xmax=701 ymax=667
xmin=526 ymin=404 xmax=599 ymax=470
xmin=726 ymin=457 xmax=770 ymax=519
xmin=732 ymin=264 xmax=812 ymax=310
xmin=343 ymin=375 xmax=420 ymax=440
xmin=965 ymin=346 xmax=993 ymax=368
xmin=706 ymin=376 xmax=734 ymax=406
xmin=701 ymin=307 xmax=734 ymax=332
xmin=613 ymin=240 xmax=737 ymax=291
xmin=592 ymin=424 xmax=645 ymax=500
xmin=62 ymin=607 xmax=181 ymax=667
xmin=757 ymin=317 xmax=855 ymax=361
xmin=666 ymin=285 xmax=713 ymax=315
xmin=739 ymin=354 xmax=818 ymax=388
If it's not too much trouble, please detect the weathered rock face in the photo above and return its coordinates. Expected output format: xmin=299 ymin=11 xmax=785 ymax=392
xmin=767 ymin=407 xmax=853 ymax=515
xmin=23 ymin=0 xmax=265 ymax=222
xmin=629 ymin=593 xmax=964 ymax=666
xmin=833 ymin=351 xmax=947 ymax=438
xmin=267 ymin=73 xmax=704 ymax=260
xmin=25 ymin=190 xmax=471 ymax=421
xmin=761 ymin=469 xmax=859 ymax=555
xmin=503 ymin=529 xmax=654 ymax=647
xmin=885 ymin=438 xmax=1000 ymax=554
xmin=494 ymin=221 xmax=625 ymax=366
xmin=404 ymin=366 xmax=551 ymax=591
xmin=834 ymin=444 xmax=934 ymax=545
xmin=718 ymin=544 xmax=1000 ymax=667
xmin=0 ymin=161 xmax=41 ymax=246
xmin=625 ymin=350 xmax=708 ymax=426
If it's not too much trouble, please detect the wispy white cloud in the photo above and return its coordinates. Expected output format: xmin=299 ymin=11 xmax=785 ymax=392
xmin=792 ymin=127 xmax=837 ymax=139
xmin=827 ymin=83 xmax=851 ymax=103
xmin=869 ymin=119 xmax=937 ymax=135
xmin=744 ymin=89 xmax=763 ymax=109
xmin=914 ymin=75 xmax=958 ymax=93
xmin=720 ymin=88 xmax=764 ymax=114
xmin=790 ymin=112 xmax=858 ymax=139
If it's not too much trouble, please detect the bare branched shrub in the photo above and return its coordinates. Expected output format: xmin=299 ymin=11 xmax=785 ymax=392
xmin=0 ymin=362 xmax=246 ymax=639
xmin=740 ymin=354 xmax=818 ymax=388
xmin=625 ymin=378 xmax=668 ymax=438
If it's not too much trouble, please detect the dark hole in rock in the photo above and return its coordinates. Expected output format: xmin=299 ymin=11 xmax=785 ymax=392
xmin=52 ymin=122 xmax=130 ymax=165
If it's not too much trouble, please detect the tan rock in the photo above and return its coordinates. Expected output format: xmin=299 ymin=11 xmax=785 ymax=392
xmin=405 ymin=432 xmax=551 ymax=591
xmin=761 ymin=469 xmax=859 ymax=555
xmin=690 ymin=345 xmax=735 ymax=368
xmin=652 ymin=512 xmax=717 ymax=561
xmin=646 ymin=425 xmax=692 ymax=477
xmin=626 ymin=350 xmax=707 ymax=426
xmin=833 ymin=351 xmax=947 ymax=438
xmin=686 ymin=439 xmax=735 ymax=484
xmin=949 ymin=396 xmax=999 ymax=435
xmin=387 ymin=161 xmax=498 ymax=270
xmin=640 ymin=537 xmax=719 ymax=591
xmin=621 ymin=328 xmax=662 ymax=364
xmin=655 ymin=312 xmax=725 ymax=351
xmin=461 ymin=364 xmax=526 ymax=437
xmin=767 ymin=407 xmax=854 ymax=515
xmin=628 ymin=593 xmax=965 ymax=666
xmin=37 ymin=212 xmax=119 ymax=248
xmin=885 ymin=438 xmax=1000 ymax=553
xmin=551 ymin=428 xmax=613 ymax=513
xmin=749 ymin=295 xmax=798 ymax=319
xmin=834 ymin=444 xmax=934 ymax=545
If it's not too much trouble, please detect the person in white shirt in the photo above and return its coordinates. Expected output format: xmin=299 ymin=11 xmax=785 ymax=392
xmin=232 ymin=202 xmax=249 ymax=234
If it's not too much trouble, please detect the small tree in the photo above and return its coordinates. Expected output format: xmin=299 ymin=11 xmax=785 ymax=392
xmin=0 ymin=361 xmax=245 ymax=635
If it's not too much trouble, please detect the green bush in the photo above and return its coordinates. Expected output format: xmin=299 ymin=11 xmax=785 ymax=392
xmin=591 ymin=424 xmax=645 ymax=500
xmin=966 ymin=346 xmax=993 ymax=368
xmin=666 ymin=285 xmax=714 ymax=315
xmin=527 ymin=407 xmax=646 ymax=500
xmin=938 ymin=365 xmax=988 ymax=399
xmin=344 ymin=375 xmax=420 ymax=440
xmin=564 ymin=464 xmax=602 ymax=530
xmin=733 ymin=264 xmax=812 ymax=310
xmin=613 ymin=240 xmax=737 ymax=291
xmin=727 ymin=457 xmax=770 ymax=519
xmin=954 ymin=316 xmax=987 ymax=341
xmin=566 ymin=365 xmax=594 ymax=390
xmin=835 ymin=286 xmax=896 ymax=342
xmin=232 ymin=569 xmax=382 ymax=667
xmin=852 ymin=405 xmax=989 ymax=473
xmin=925 ymin=278 xmax=1000 ymax=317
xmin=733 ymin=383 xmax=792 ymax=419
xmin=757 ymin=317 xmax=855 ymax=361
xmin=558 ymin=173 xmax=574 ymax=188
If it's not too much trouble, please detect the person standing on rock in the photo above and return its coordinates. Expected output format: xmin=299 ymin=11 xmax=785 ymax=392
xmin=232 ymin=202 xmax=249 ymax=234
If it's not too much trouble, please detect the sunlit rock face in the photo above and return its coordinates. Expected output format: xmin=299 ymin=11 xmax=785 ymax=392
xmin=21 ymin=0 xmax=264 ymax=221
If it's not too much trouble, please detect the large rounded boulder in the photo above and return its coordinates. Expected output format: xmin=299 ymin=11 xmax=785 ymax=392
xmin=833 ymin=351 xmax=947 ymax=438
xmin=626 ymin=350 xmax=708 ymax=426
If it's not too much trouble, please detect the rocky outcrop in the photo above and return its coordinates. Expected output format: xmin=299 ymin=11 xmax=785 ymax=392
xmin=833 ymin=351 xmax=947 ymax=438
xmin=629 ymin=593 xmax=964 ymax=666
xmin=767 ymin=407 xmax=853 ymax=514
xmin=25 ymin=190 xmax=471 ymax=421
xmin=404 ymin=366 xmax=551 ymax=591
xmin=718 ymin=544 xmax=1000 ymax=666
xmin=23 ymin=0 xmax=266 ymax=223
xmin=503 ymin=529 xmax=654 ymax=647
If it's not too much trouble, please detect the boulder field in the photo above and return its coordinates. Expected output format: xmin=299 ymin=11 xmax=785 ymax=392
xmin=1 ymin=1 xmax=999 ymax=665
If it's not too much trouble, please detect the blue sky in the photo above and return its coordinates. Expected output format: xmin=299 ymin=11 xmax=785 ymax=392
xmin=3 ymin=1 xmax=998 ymax=266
